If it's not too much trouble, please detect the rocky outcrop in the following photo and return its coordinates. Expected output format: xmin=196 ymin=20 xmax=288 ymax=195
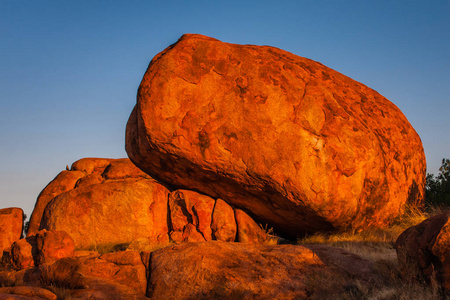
xmin=10 ymin=237 xmax=36 ymax=270
xmin=126 ymin=34 xmax=426 ymax=238
xmin=35 ymin=230 xmax=74 ymax=265
xmin=0 ymin=208 xmax=23 ymax=258
xmin=146 ymin=241 xmax=382 ymax=299
xmin=29 ymin=158 xmax=268 ymax=249
xmin=36 ymin=250 xmax=147 ymax=299
xmin=5 ymin=230 xmax=74 ymax=270
xmin=27 ymin=171 xmax=85 ymax=236
xmin=40 ymin=178 xmax=170 ymax=249
xmin=395 ymin=210 xmax=450 ymax=291
xmin=27 ymin=158 xmax=151 ymax=236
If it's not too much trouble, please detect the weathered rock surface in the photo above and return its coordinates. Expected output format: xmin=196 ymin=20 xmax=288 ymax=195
xmin=28 ymin=157 xmax=269 ymax=248
xmin=35 ymin=230 xmax=74 ymax=265
xmin=10 ymin=237 xmax=36 ymax=270
xmin=169 ymin=189 xmax=215 ymax=242
xmin=211 ymin=199 xmax=237 ymax=241
xmin=27 ymin=158 xmax=151 ymax=236
xmin=235 ymin=209 xmax=268 ymax=243
xmin=0 ymin=286 xmax=56 ymax=300
xmin=0 ymin=208 xmax=23 ymax=258
xmin=146 ymin=241 xmax=382 ymax=299
xmin=395 ymin=210 xmax=450 ymax=291
xmin=37 ymin=250 xmax=147 ymax=299
xmin=126 ymin=33 xmax=426 ymax=238
xmin=40 ymin=178 xmax=170 ymax=249
xmin=27 ymin=171 xmax=85 ymax=236
xmin=5 ymin=230 xmax=74 ymax=270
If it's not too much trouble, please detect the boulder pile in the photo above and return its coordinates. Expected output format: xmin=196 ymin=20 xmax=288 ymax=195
xmin=1 ymin=34 xmax=440 ymax=298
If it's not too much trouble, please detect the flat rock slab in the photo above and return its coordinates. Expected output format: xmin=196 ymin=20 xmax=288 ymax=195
xmin=147 ymin=241 xmax=382 ymax=299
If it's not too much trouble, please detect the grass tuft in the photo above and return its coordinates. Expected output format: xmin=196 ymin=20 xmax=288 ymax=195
xmin=297 ymin=205 xmax=449 ymax=299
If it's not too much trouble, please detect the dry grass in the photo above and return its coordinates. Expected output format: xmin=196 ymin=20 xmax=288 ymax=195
xmin=297 ymin=205 xmax=449 ymax=299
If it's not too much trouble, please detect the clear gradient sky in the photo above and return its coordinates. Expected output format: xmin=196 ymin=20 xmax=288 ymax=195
xmin=1 ymin=1 xmax=449 ymax=217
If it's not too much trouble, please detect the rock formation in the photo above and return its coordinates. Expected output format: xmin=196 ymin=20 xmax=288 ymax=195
xmin=27 ymin=158 xmax=150 ymax=236
xmin=40 ymin=178 xmax=170 ymax=249
xmin=0 ymin=208 xmax=23 ymax=258
xmin=26 ymin=158 xmax=268 ymax=249
xmin=34 ymin=229 xmax=75 ymax=265
xmin=395 ymin=210 xmax=450 ymax=291
xmin=4 ymin=230 xmax=75 ymax=271
xmin=126 ymin=33 xmax=426 ymax=238
xmin=146 ymin=241 xmax=382 ymax=299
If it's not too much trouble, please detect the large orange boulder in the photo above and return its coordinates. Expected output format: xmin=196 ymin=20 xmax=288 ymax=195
xmin=27 ymin=158 xmax=151 ymax=236
xmin=0 ymin=208 xmax=23 ymax=257
xmin=27 ymin=158 xmax=169 ymax=248
xmin=40 ymin=178 xmax=170 ymax=249
xmin=395 ymin=210 xmax=450 ymax=291
xmin=126 ymin=34 xmax=426 ymax=238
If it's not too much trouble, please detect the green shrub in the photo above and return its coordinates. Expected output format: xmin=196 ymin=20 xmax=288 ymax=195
xmin=426 ymin=158 xmax=450 ymax=208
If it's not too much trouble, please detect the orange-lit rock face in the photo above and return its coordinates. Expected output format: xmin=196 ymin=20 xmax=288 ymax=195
xmin=40 ymin=178 xmax=170 ymax=249
xmin=0 ymin=208 xmax=23 ymax=256
xmin=168 ymin=189 xmax=215 ymax=242
xmin=29 ymin=158 xmax=169 ymax=248
xmin=395 ymin=211 xmax=450 ymax=291
xmin=126 ymin=34 xmax=426 ymax=237
xmin=146 ymin=241 xmax=382 ymax=299
xmin=29 ymin=157 xmax=270 ymax=248
xmin=27 ymin=158 xmax=152 ymax=237
xmin=35 ymin=229 xmax=75 ymax=265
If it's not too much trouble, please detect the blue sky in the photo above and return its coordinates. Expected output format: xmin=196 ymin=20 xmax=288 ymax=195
xmin=1 ymin=1 xmax=449 ymax=217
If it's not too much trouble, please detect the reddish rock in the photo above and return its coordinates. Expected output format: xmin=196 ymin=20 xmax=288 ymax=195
xmin=74 ymin=172 xmax=103 ymax=188
xmin=0 ymin=208 xmax=23 ymax=257
xmin=10 ymin=237 xmax=36 ymax=270
xmin=35 ymin=230 xmax=75 ymax=265
xmin=211 ymin=199 xmax=237 ymax=241
xmin=146 ymin=241 xmax=382 ymax=299
xmin=70 ymin=157 xmax=113 ymax=174
xmin=126 ymin=34 xmax=426 ymax=238
xmin=0 ymin=287 xmax=56 ymax=300
xmin=395 ymin=210 xmax=450 ymax=291
xmin=168 ymin=189 xmax=215 ymax=242
xmin=235 ymin=209 xmax=268 ymax=243
xmin=101 ymin=158 xmax=150 ymax=180
xmin=27 ymin=158 xmax=147 ymax=236
xmin=27 ymin=170 xmax=85 ymax=236
xmin=39 ymin=178 xmax=170 ymax=249
xmin=37 ymin=251 xmax=147 ymax=298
